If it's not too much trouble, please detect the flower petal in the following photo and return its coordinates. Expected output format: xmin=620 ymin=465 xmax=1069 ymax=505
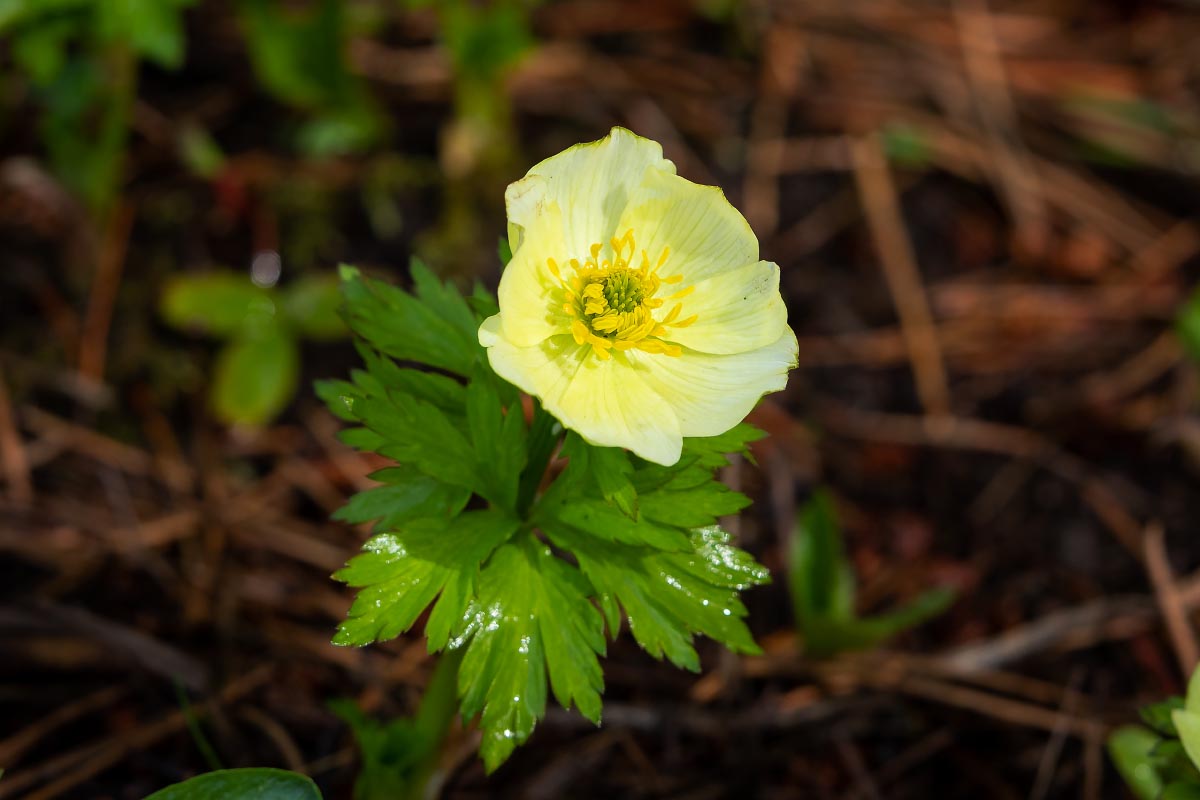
xmin=505 ymin=127 xmax=675 ymax=258
xmin=617 ymin=167 xmax=759 ymax=284
xmin=556 ymin=352 xmax=682 ymax=465
xmin=480 ymin=323 xmax=683 ymax=465
xmin=496 ymin=202 xmax=573 ymax=346
xmin=480 ymin=318 xmax=585 ymax=404
xmin=628 ymin=330 xmax=797 ymax=438
xmin=666 ymin=260 xmax=789 ymax=355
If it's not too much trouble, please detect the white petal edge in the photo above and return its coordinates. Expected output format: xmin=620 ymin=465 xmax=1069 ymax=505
xmin=628 ymin=328 xmax=798 ymax=438
xmin=666 ymin=260 xmax=789 ymax=355
xmin=616 ymin=166 xmax=759 ymax=285
xmin=496 ymin=202 xmax=573 ymax=347
xmin=504 ymin=127 xmax=676 ymax=260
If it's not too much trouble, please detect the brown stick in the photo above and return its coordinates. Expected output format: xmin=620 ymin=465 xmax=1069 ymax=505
xmin=851 ymin=135 xmax=951 ymax=416
xmin=79 ymin=202 xmax=135 ymax=382
xmin=4 ymin=667 xmax=273 ymax=800
xmin=1144 ymin=522 xmax=1200 ymax=676
xmin=0 ymin=366 xmax=31 ymax=507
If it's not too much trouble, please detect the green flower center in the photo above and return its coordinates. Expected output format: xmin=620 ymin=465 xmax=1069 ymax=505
xmin=601 ymin=269 xmax=645 ymax=314
xmin=546 ymin=229 xmax=697 ymax=360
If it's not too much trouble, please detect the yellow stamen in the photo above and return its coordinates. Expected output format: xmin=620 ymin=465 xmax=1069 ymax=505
xmin=547 ymin=230 xmax=694 ymax=360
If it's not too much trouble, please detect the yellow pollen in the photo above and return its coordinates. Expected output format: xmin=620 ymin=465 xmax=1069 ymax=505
xmin=547 ymin=229 xmax=694 ymax=359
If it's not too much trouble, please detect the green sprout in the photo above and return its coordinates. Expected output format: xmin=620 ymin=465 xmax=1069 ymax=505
xmin=1109 ymin=665 xmax=1200 ymax=799
xmin=789 ymin=490 xmax=955 ymax=659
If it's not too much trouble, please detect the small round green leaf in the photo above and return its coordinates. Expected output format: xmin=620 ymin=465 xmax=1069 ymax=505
xmin=1107 ymin=725 xmax=1164 ymax=800
xmin=143 ymin=768 xmax=322 ymax=800
xmin=162 ymin=273 xmax=275 ymax=337
xmin=211 ymin=325 xmax=299 ymax=426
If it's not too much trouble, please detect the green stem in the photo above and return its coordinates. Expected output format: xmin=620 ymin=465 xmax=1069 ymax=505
xmin=405 ymin=647 xmax=463 ymax=800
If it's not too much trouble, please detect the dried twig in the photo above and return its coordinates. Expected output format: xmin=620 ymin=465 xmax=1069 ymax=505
xmin=850 ymin=135 xmax=951 ymax=416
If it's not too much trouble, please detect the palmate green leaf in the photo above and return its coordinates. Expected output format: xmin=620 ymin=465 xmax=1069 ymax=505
xmin=681 ymin=423 xmax=765 ymax=468
xmin=638 ymin=482 xmax=750 ymax=529
xmin=466 ymin=364 xmax=525 ymax=511
xmin=354 ymin=343 xmax=467 ymax=415
xmin=144 ymin=768 xmax=321 ymax=800
xmin=561 ymin=435 xmax=638 ymax=519
xmin=545 ymin=524 xmax=768 ymax=670
xmin=544 ymin=498 xmax=690 ymax=551
xmin=332 ymin=467 xmax=470 ymax=532
xmin=339 ymin=264 xmax=479 ymax=376
xmin=333 ymin=509 xmax=519 ymax=648
xmin=352 ymin=391 xmax=476 ymax=492
xmin=457 ymin=535 xmax=605 ymax=772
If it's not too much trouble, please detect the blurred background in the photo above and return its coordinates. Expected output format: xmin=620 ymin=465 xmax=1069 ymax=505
xmin=3 ymin=0 xmax=1200 ymax=797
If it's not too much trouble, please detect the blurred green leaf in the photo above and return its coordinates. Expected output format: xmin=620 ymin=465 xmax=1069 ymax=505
xmin=329 ymin=653 xmax=459 ymax=800
xmin=161 ymin=273 xmax=276 ymax=337
xmin=1108 ymin=726 xmax=1166 ymax=800
xmin=789 ymin=490 xmax=953 ymax=658
xmin=238 ymin=0 xmax=380 ymax=154
xmin=179 ymin=125 xmax=226 ymax=179
xmin=210 ymin=324 xmax=299 ymax=426
xmin=281 ymin=274 xmax=347 ymax=340
xmin=97 ymin=0 xmax=194 ymax=69
xmin=296 ymin=108 xmax=382 ymax=159
xmin=790 ymin=490 xmax=855 ymax=629
xmin=1176 ymin=708 xmax=1200 ymax=772
xmin=144 ymin=768 xmax=321 ymax=800
xmin=239 ymin=0 xmax=345 ymax=109
xmin=441 ymin=1 xmax=532 ymax=82
xmin=1175 ymin=287 xmax=1200 ymax=362
xmin=11 ymin=13 xmax=76 ymax=84
xmin=881 ymin=122 xmax=931 ymax=168
xmin=1143 ymin=697 xmax=1186 ymax=737
xmin=1164 ymin=782 xmax=1200 ymax=800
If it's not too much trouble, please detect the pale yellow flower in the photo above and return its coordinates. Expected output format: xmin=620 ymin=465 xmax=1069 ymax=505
xmin=479 ymin=127 xmax=797 ymax=465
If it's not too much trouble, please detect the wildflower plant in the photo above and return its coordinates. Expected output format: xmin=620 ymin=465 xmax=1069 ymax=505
xmin=320 ymin=129 xmax=797 ymax=770
xmin=1109 ymin=665 xmax=1200 ymax=799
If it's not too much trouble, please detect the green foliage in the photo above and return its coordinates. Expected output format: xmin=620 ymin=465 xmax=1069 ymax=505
xmin=789 ymin=490 xmax=954 ymax=658
xmin=330 ymin=650 xmax=461 ymax=800
xmin=1110 ymin=726 xmax=1168 ymax=800
xmin=1110 ymin=665 xmax=1200 ymax=799
xmin=143 ymin=768 xmax=321 ymax=800
xmin=2 ymin=0 xmax=194 ymax=209
xmin=322 ymin=263 xmax=771 ymax=771
xmin=237 ymin=0 xmax=382 ymax=156
xmin=1176 ymin=287 xmax=1200 ymax=363
xmin=160 ymin=271 xmax=347 ymax=426
xmin=881 ymin=121 xmax=932 ymax=168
